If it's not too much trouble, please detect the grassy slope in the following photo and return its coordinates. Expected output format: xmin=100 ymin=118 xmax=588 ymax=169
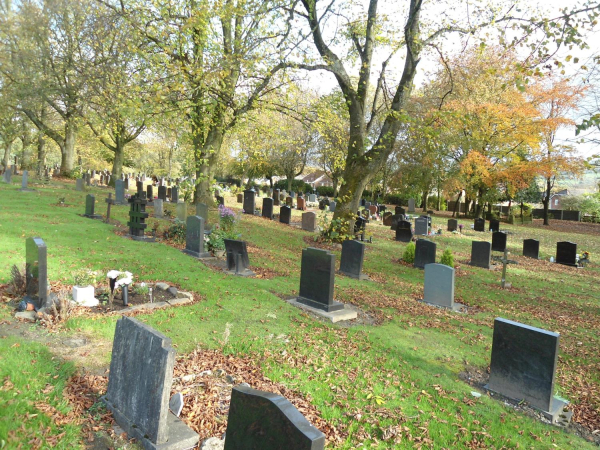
xmin=0 ymin=177 xmax=599 ymax=449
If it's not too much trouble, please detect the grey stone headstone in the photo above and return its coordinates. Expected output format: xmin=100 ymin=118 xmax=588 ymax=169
xmin=408 ymin=198 xmax=416 ymax=213
xmin=556 ymin=241 xmax=577 ymax=267
xmin=224 ymin=239 xmax=252 ymax=275
xmin=196 ymin=203 xmax=209 ymax=224
xmin=154 ymin=199 xmax=164 ymax=218
xmin=470 ymin=241 xmax=491 ymax=269
xmin=85 ymin=173 xmax=91 ymax=186
xmin=447 ymin=219 xmax=458 ymax=232
xmin=474 ymin=218 xmax=485 ymax=232
xmin=489 ymin=219 xmax=500 ymax=232
xmin=339 ymin=240 xmax=367 ymax=280
xmin=491 ymin=231 xmax=507 ymax=252
xmin=423 ymin=263 xmax=454 ymax=308
xmin=2 ymin=169 xmax=12 ymax=183
xmin=115 ymin=179 xmax=125 ymax=204
xmin=290 ymin=191 xmax=295 ymax=198
xmin=523 ymin=239 xmax=539 ymax=259
xmin=103 ymin=317 xmax=199 ymax=449
xmin=21 ymin=170 xmax=28 ymax=189
xmin=85 ymin=194 xmax=96 ymax=217
xmin=224 ymin=385 xmax=325 ymax=450
xmin=183 ymin=216 xmax=210 ymax=258
xmin=158 ymin=185 xmax=167 ymax=201
xmin=414 ymin=239 xmax=436 ymax=269
xmin=243 ymin=189 xmax=256 ymax=214
xmin=395 ymin=220 xmax=413 ymax=242
xmin=176 ymin=202 xmax=187 ymax=222
xmin=309 ymin=194 xmax=317 ymax=203
xmin=329 ymin=201 xmax=336 ymax=212
xmin=298 ymin=248 xmax=343 ymax=312
xmin=486 ymin=318 xmax=567 ymax=422
xmin=26 ymin=237 xmax=48 ymax=309
xmin=76 ymin=178 xmax=83 ymax=191
xmin=280 ymin=205 xmax=291 ymax=224
xmin=262 ymin=198 xmax=273 ymax=220
xmin=301 ymin=212 xmax=317 ymax=232
xmin=414 ymin=217 xmax=429 ymax=236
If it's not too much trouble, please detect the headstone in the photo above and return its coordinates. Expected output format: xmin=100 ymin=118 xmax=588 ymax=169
xmin=489 ymin=219 xmax=500 ymax=232
xmin=408 ymin=198 xmax=415 ymax=213
xmin=100 ymin=174 xmax=105 ymax=185
xmin=354 ymin=216 xmax=367 ymax=235
xmin=414 ymin=216 xmax=429 ymax=236
xmin=470 ymin=241 xmax=491 ymax=269
xmin=103 ymin=317 xmax=199 ymax=449
xmin=20 ymin=170 xmax=29 ymax=190
xmin=169 ymin=393 xmax=183 ymax=418
xmin=423 ymin=263 xmax=455 ymax=309
xmin=183 ymin=216 xmax=210 ymax=258
xmin=124 ymin=177 xmax=130 ymax=190
xmin=297 ymin=197 xmax=306 ymax=211
xmin=360 ymin=199 xmax=366 ymax=207
xmin=301 ymin=212 xmax=317 ymax=232
xmin=395 ymin=206 xmax=405 ymax=215
xmin=262 ymin=198 xmax=273 ymax=220
xmin=382 ymin=212 xmax=393 ymax=226
xmin=2 ymin=168 xmax=12 ymax=183
xmin=224 ymin=239 xmax=253 ymax=276
xmin=492 ymin=231 xmax=507 ymax=252
xmin=329 ymin=201 xmax=336 ymax=212
xmin=285 ymin=196 xmax=293 ymax=207
xmin=290 ymin=191 xmax=295 ymax=198
xmin=395 ymin=220 xmax=413 ymax=242
xmin=115 ymin=179 xmax=125 ymax=204
xmin=308 ymin=194 xmax=317 ymax=203
xmin=486 ymin=318 xmax=568 ymax=422
xmin=76 ymin=178 xmax=83 ymax=191
xmin=242 ymin=189 xmax=256 ymax=214
xmin=176 ymin=202 xmax=187 ymax=222
xmin=447 ymin=219 xmax=458 ymax=232
xmin=154 ymin=199 xmax=164 ymax=218
xmin=369 ymin=205 xmax=378 ymax=216
xmin=167 ymin=187 xmax=172 ymax=199
xmin=297 ymin=248 xmax=343 ymax=312
xmin=339 ymin=240 xmax=367 ymax=280
xmin=523 ymin=239 xmax=539 ymax=259
xmin=390 ymin=214 xmax=405 ymax=230
xmin=474 ymin=218 xmax=485 ymax=232
xmin=365 ymin=201 xmax=371 ymax=209
xmin=105 ymin=193 xmax=115 ymax=223
xmin=136 ymin=181 xmax=144 ymax=195
xmin=146 ymin=185 xmax=154 ymax=203
xmin=216 ymin=195 xmax=225 ymax=206
xmin=85 ymin=173 xmax=92 ymax=186
xmin=414 ymin=239 xmax=436 ymax=269
xmin=280 ymin=206 xmax=291 ymax=224
xmin=273 ymin=189 xmax=280 ymax=206
xmin=196 ymin=203 xmax=208 ymax=223
xmin=127 ymin=192 xmax=151 ymax=241
xmin=84 ymin=194 xmax=102 ymax=219
xmin=158 ymin=186 xmax=167 ymax=201
xmin=556 ymin=241 xmax=577 ymax=267
xmin=237 ymin=193 xmax=243 ymax=203
xmin=25 ymin=237 xmax=48 ymax=309
xmin=171 ymin=186 xmax=179 ymax=203
xmin=224 ymin=385 xmax=325 ymax=450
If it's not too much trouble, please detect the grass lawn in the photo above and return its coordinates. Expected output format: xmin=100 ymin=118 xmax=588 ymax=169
xmin=1 ymin=176 xmax=599 ymax=448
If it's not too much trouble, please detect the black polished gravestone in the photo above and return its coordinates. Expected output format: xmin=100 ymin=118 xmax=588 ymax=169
xmin=224 ymin=239 xmax=254 ymax=276
xmin=224 ymin=385 xmax=325 ymax=450
xmin=485 ymin=318 xmax=569 ymax=423
xmin=243 ymin=188 xmax=256 ymax=215
xmin=395 ymin=206 xmax=405 ymax=215
xmin=395 ymin=220 xmax=413 ymax=243
xmin=474 ymin=218 xmax=485 ymax=232
xmin=414 ymin=239 xmax=437 ymax=269
xmin=103 ymin=317 xmax=199 ymax=450
xmin=216 ymin=195 xmax=225 ymax=206
xmin=470 ymin=241 xmax=492 ymax=269
xmin=171 ymin=186 xmax=179 ymax=204
xmin=523 ymin=239 xmax=540 ymax=259
xmin=297 ymin=248 xmax=344 ymax=312
xmin=146 ymin=185 xmax=154 ymax=205
xmin=84 ymin=194 xmax=102 ymax=219
xmin=273 ymin=189 xmax=281 ymax=206
xmin=183 ymin=216 xmax=211 ymax=258
xmin=262 ymin=197 xmax=274 ymax=220
xmin=489 ymin=219 xmax=500 ymax=232
xmin=280 ymin=205 xmax=291 ymax=224
xmin=158 ymin=185 xmax=167 ymax=202
xmin=25 ymin=237 xmax=48 ymax=309
xmin=556 ymin=241 xmax=578 ymax=267
xmin=491 ymin=231 xmax=507 ymax=252
xmin=339 ymin=239 xmax=368 ymax=280
xmin=127 ymin=192 xmax=154 ymax=242
xmin=447 ymin=219 xmax=458 ymax=232
xmin=390 ymin=214 xmax=405 ymax=231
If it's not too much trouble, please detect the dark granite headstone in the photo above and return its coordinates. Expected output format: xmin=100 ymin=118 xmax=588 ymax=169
xmin=103 ymin=317 xmax=199 ymax=449
xmin=297 ymin=248 xmax=343 ymax=312
xmin=171 ymin=186 xmax=179 ymax=204
xmin=447 ymin=219 xmax=458 ymax=232
xmin=216 ymin=195 xmax=225 ymax=206
xmin=523 ymin=239 xmax=539 ymax=259
xmin=423 ymin=263 xmax=455 ymax=309
xmin=382 ymin=212 xmax=393 ymax=226
xmin=491 ymin=231 xmax=507 ymax=252
xmin=486 ymin=318 xmax=567 ymax=422
xmin=262 ymin=198 xmax=273 ymax=220
xmin=556 ymin=241 xmax=577 ymax=267
xmin=474 ymin=218 xmax=485 ymax=232
xmin=224 ymin=385 xmax=325 ymax=450
xmin=224 ymin=239 xmax=253 ymax=276
xmin=237 ymin=193 xmax=243 ymax=203
xmin=183 ymin=216 xmax=210 ymax=258
xmin=302 ymin=212 xmax=317 ymax=232
xmin=273 ymin=189 xmax=280 ymax=206
xmin=280 ymin=206 xmax=291 ymax=224
xmin=395 ymin=220 xmax=413 ymax=242
xmin=243 ymin=189 xmax=256 ymax=214
xmin=354 ymin=216 xmax=367 ymax=235
xmin=84 ymin=194 xmax=102 ymax=219
xmin=489 ymin=219 xmax=500 ymax=232
xmin=25 ymin=237 xmax=48 ymax=309
xmin=395 ymin=206 xmax=405 ymax=215
xmin=390 ymin=214 xmax=405 ymax=231
xmin=146 ymin=185 xmax=154 ymax=203
xmin=470 ymin=241 xmax=491 ymax=269
xmin=339 ymin=240 xmax=367 ymax=280
xmin=414 ymin=239 xmax=436 ymax=269
xmin=414 ymin=217 xmax=429 ymax=236
xmin=158 ymin=186 xmax=167 ymax=201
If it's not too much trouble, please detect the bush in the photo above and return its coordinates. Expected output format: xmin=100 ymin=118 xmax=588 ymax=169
xmin=402 ymin=242 xmax=416 ymax=263
xmin=384 ymin=194 xmax=404 ymax=205
xmin=216 ymin=176 xmax=241 ymax=187
xmin=440 ymin=248 xmax=454 ymax=268
xmin=273 ymin=179 xmax=313 ymax=193
xmin=163 ymin=220 xmax=186 ymax=243
xmin=318 ymin=211 xmax=351 ymax=243
xmin=316 ymin=186 xmax=335 ymax=197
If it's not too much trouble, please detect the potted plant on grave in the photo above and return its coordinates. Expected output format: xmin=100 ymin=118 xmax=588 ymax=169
xmin=207 ymin=205 xmax=240 ymax=257
xmin=106 ymin=270 xmax=133 ymax=306
xmin=72 ymin=269 xmax=100 ymax=307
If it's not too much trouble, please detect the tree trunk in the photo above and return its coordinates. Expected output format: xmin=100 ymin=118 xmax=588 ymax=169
xmin=36 ymin=134 xmax=46 ymax=177
xmin=542 ymin=177 xmax=552 ymax=226
xmin=111 ymin=140 xmax=125 ymax=182
xmin=474 ymin=187 xmax=484 ymax=218
xmin=334 ymin=167 xmax=370 ymax=232
xmin=333 ymin=178 xmax=339 ymax=197
xmin=193 ymin=131 xmax=222 ymax=205
xmin=422 ymin=190 xmax=429 ymax=212
xmin=2 ymin=142 xmax=11 ymax=169
xmin=61 ymin=120 xmax=76 ymax=175
xmin=287 ymin=177 xmax=292 ymax=192
xmin=452 ymin=191 xmax=461 ymax=218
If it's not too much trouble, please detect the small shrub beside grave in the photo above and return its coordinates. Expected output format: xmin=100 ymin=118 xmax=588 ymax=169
xmin=402 ymin=242 xmax=416 ymax=263
xmin=440 ymin=248 xmax=455 ymax=267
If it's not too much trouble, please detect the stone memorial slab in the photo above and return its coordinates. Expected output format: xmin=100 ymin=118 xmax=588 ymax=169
xmin=414 ymin=239 xmax=436 ymax=269
xmin=395 ymin=206 xmax=405 ymax=215
xmin=491 ymin=231 xmax=507 ymax=252
xmin=84 ymin=194 xmax=102 ymax=219
xmin=20 ymin=170 xmax=32 ymax=191
xmin=297 ymin=248 xmax=344 ymax=312
xmin=25 ymin=237 xmax=48 ymax=309
xmin=196 ymin=203 xmax=208 ymax=223
xmin=390 ymin=214 xmax=405 ymax=230
xmin=297 ymin=197 xmax=306 ymax=211
xmin=146 ymin=185 xmax=154 ymax=204
xmin=154 ymin=199 xmax=164 ymax=218
xmin=329 ymin=201 xmax=336 ymax=212
xmin=280 ymin=206 xmax=291 ymax=224
xmin=262 ymin=198 xmax=273 ymax=220
xmin=339 ymin=240 xmax=368 ymax=280
xmin=169 ymin=393 xmax=183 ymax=418
xmin=523 ymin=239 xmax=539 ymax=259
xmin=447 ymin=219 xmax=458 ymax=232
xmin=76 ymin=178 xmax=83 ymax=191
xmin=171 ymin=186 xmax=179 ymax=204
xmin=103 ymin=316 xmax=199 ymax=450
xmin=369 ymin=205 xmax=378 ymax=216
xmin=124 ymin=177 xmax=130 ymax=190
xmin=408 ymin=198 xmax=416 ymax=213
xmin=115 ymin=179 xmax=125 ymax=204
xmin=243 ymin=189 xmax=256 ymax=214
xmin=556 ymin=241 xmax=577 ymax=267
xmin=273 ymin=189 xmax=280 ymax=206
xmin=301 ymin=212 xmax=317 ymax=232
xmin=183 ymin=216 xmax=210 ymax=258
xmin=489 ymin=219 xmax=500 ymax=232
xmin=395 ymin=220 xmax=413 ymax=242
xmin=237 ymin=193 xmax=243 ymax=203
xmin=216 ymin=195 xmax=225 ymax=206
xmin=422 ymin=263 xmax=459 ymax=310
xmin=308 ymin=194 xmax=317 ymax=203
xmin=285 ymin=196 xmax=293 ymax=207
xmin=382 ymin=212 xmax=393 ymax=226
xmin=224 ymin=385 xmax=325 ymax=450
xmin=2 ymin=169 xmax=12 ymax=183
xmin=470 ymin=241 xmax=491 ymax=269
xmin=158 ymin=186 xmax=167 ymax=201
xmin=486 ymin=318 xmax=568 ymax=423
xmin=474 ymin=218 xmax=485 ymax=232
xmin=414 ymin=217 xmax=429 ymax=236
xmin=176 ymin=202 xmax=187 ymax=222
xmin=224 ymin=239 xmax=254 ymax=276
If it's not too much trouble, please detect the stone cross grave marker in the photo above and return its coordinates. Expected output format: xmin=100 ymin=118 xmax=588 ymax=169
xmin=423 ymin=263 xmax=457 ymax=310
xmin=556 ymin=241 xmax=578 ymax=267
xmin=84 ymin=194 xmax=102 ymax=219
xmin=489 ymin=219 xmax=500 ymax=232
xmin=105 ymin=193 xmax=114 ymax=223
xmin=414 ymin=239 xmax=436 ymax=269
xmin=408 ymin=198 xmax=416 ymax=213
xmin=395 ymin=220 xmax=413 ymax=242
xmin=447 ymin=219 xmax=458 ymax=232
xmin=224 ymin=385 xmax=325 ymax=450
xmin=262 ymin=198 xmax=273 ymax=220
xmin=486 ymin=318 xmax=569 ymax=423
xmin=243 ymin=189 xmax=256 ymax=214
xmin=470 ymin=241 xmax=491 ymax=269
xmin=224 ymin=239 xmax=254 ymax=276
xmin=103 ymin=316 xmax=199 ymax=449
xmin=491 ymin=231 xmax=507 ymax=253
xmin=115 ymin=179 xmax=125 ymax=204
xmin=183 ymin=216 xmax=210 ymax=258
xmin=474 ymin=218 xmax=485 ymax=232
xmin=301 ymin=212 xmax=317 ymax=232
xmin=414 ymin=216 xmax=429 ymax=236
xmin=127 ymin=192 xmax=151 ymax=241
xmin=280 ymin=205 xmax=291 ymax=224
xmin=154 ymin=199 xmax=164 ymax=218
xmin=523 ymin=239 xmax=539 ymax=259
xmin=297 ymin=248 xmax=344 ymax=312
xmin=25 ymin=237 xmax=48 ymax=310
xmin=339 ymin=240 xmax=368 ymax=280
